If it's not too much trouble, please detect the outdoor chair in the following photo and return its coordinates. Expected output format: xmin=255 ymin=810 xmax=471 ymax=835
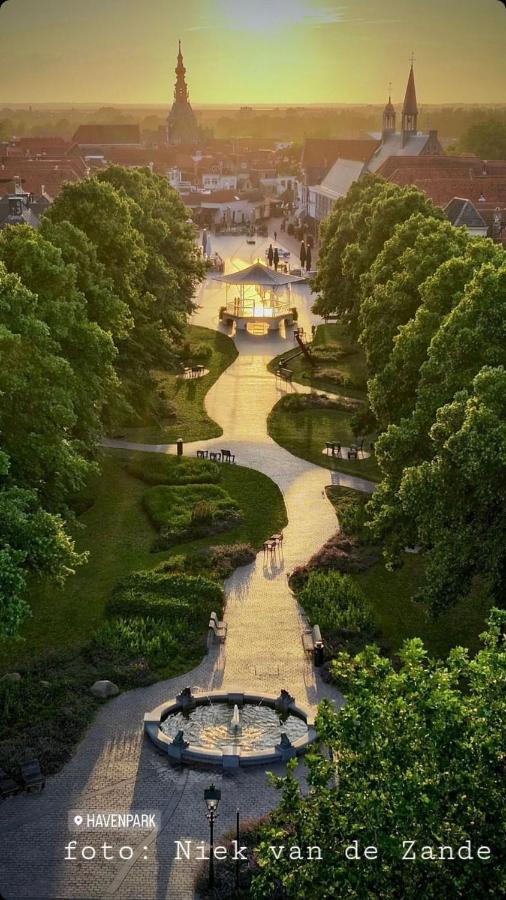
xmin=20 ymin=758 xmax=45 ymax=792
xmin=0 ymin=768 xmax=19 ymax=800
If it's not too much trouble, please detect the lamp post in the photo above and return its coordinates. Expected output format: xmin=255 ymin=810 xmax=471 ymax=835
xmin=204 ymin=783 xmax=221 ymax=889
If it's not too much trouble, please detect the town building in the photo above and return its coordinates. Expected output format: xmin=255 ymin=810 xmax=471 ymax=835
xmin=166 ymin=41 xmax=200 ymax=146
xmin=0 ymin=180 xmax=50 ymax=229
xmin=301 ymin=62 xmax=444 ymax=231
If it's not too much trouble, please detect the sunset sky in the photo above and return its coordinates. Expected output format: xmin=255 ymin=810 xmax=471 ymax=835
xmin=0 ymin=0 xmax=504 ymax=105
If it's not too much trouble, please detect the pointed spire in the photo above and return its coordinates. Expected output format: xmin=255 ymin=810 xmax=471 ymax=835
xmin=382 ymin=81 xmax=396 ymax=136
xmin=401 ymin=56 xmax=418 ymax=145
xmin=403 ymin=56 xmax=418 ymax=116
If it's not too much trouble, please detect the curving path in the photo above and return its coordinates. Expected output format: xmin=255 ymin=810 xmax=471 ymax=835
xmin=0 ymin=234 xmax=374 ymax=900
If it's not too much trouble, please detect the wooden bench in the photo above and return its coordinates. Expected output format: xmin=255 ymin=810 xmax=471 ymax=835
xmin=302 ymin=624 xmax=324 ymax=666
xmin=196 ymin=449 xmax=209 ymax=459
xmin=220 ymin=449 xmax=236 ymax=463
xmin=208 ymin=611 xmax=227 ymax=645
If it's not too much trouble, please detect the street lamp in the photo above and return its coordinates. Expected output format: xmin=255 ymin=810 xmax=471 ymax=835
xmin=204 ymin=784 xmax=221 ymax=889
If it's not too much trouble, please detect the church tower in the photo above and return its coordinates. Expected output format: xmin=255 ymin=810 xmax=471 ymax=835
xmin=382 ymin=85 xmax=396 ymax=139
xmin=401 ymin=58 xmax=418 ymax=147
xmin=167 ymin=41 xmax=199 ymax=146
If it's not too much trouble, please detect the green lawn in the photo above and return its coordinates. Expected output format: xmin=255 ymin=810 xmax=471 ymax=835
xmin=325 ymin=486 xmax=491 ymax=657
xmin=267 ymin=322 xmax=368 ymax=399
xmin=268 ymin=400 xmax=380 ymax=481
xmin=114 ymin=325 xmax=238 ymax=444
xmin=0 ymin=450 xmax=286 ymax=670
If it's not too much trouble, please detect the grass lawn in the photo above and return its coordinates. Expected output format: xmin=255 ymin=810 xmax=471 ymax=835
xmin=268 ymin=400 xmax=380 ymax=481
xmin=0 ymin=450 xmax=286 ymax=671
xmin=267 ymin=322 xmax=368 ymax=399
xmin=114 ymin=325 xmax=238 ymax=444
xmin=325 ymin=486 xmax=491 ymax=658
xmin=354 ymin=557 xmax=491 ymax=658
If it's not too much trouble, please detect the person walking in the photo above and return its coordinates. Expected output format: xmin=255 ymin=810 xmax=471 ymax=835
xmin=267 ymin=243 xmax=274 ymax=267
xmin=273 ymin=247 xmax=279 ymax=272
xmin=274 ymin=230 xmax=277 ymax=242
xmin=306 ymin=244 xmax=312 ymax=272
xmin=300 ymin=240 xmax=306 ymax=269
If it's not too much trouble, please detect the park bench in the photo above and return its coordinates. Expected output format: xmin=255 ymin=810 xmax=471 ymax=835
xmin=208 ymin=611 xmax=227 ymax=645
xmin=20 ymin=758 xmax=45 ymax=792
xmin=301 ymin=624 xmax=324 ymax=666
xmin=196 ymin=449 xmax=209 ymax=459
xmin=209 ymin=451 xmax=221 ymax=461
xmin=220 ymin=449 xmax=235 ymax=463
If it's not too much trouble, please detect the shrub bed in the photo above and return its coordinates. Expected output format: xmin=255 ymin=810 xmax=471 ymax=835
xmin=299 ymin=571 xmax=373 ymax=634
xmin=127 ymin=453 xmax=221 ymax=486
xmin=143 ymin=484 xmax=242 ymax=547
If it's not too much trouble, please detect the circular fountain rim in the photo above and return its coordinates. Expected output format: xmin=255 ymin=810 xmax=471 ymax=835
xmin=144 ymin=689 xmax=316 ymax=769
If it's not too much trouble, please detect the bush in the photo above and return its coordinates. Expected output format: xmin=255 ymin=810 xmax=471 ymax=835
xmin=326 ymin=486 xmax=371 ymax=541
xmin=127 ymin=453 xmax=221 ymax=486
xmin=108 ymin=570 xmax=224 ymax=616
xmin=277 ymin=393 xmax=361 ymax=413
xmin=299 ymin=571 xmax=373 ymax=637
xmin=143 ymin=483 xmax=242 ymax=545
xmin=204 ymin=542 xmax=256 ymax=577
xmin=181 ymin=340 xmax=212 ymax=365
xmin=191 ymin=499 xmax=217 ymax=525
xmin=290 ymin=533 xmax=379 ymax=588
xmin=93 ymin=617 xmax=179 ymax=671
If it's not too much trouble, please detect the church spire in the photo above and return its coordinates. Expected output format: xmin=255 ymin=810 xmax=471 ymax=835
xmin=174 ymin=39 xmax=189 ymax=104
xmin=167 ymin=40 xmax=199 ymax=146
xmin=402 ymin=55 xmax=418 ymax=145
xmin=382 ymin=82 xmax=396 ymax=137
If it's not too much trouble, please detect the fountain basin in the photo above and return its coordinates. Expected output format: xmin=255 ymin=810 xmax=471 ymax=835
xmin=144 ymin=690 xmax=316 ymax=769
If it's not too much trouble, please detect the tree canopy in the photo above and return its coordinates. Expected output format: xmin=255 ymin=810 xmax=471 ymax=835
xmin=0 ymin=167 xmax=204 ymax=637
xmin=252 ymin=611 xmax=506 ymax=899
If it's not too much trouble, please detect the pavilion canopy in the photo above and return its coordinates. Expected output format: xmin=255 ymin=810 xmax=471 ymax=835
xmin=212 ymin=261 xmax=304 ymax=287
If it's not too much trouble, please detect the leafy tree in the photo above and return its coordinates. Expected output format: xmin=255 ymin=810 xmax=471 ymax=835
xmin=44 ymin=177 xmax=154 ymax=378
xmin=359 ymin=215 xmax=468 ymax=381
xmin=0 ymin=263 xmax=92 ymax=509
xmin=311 ymin=175 xmax=390 ymax=328
xmin=395 ymin=367 xmax=506 ymax=612
xmin=459 ymin=116 xmax=506 ymax=159
xmin=369 ymin=262 xmax=506 ymax=608
xmin=0 ymin=225 xmax=117 ymax=466
xmin=39 ymin=218 xmax=131 ymax=340
xmin=252 ymin=611 xmax=506 ymax=899
xmin=340 ymin=186 xmax=442 ymax=334
xmin=368 ymin=240 xmax=504 ymax=427
xmin=0 ymin=481 xmax=83 ymax=638
xmin=96 ymin=165 xmax=204 ymax=321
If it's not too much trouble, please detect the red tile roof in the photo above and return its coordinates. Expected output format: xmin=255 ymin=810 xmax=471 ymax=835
xmin=72 ymin=124 xmax=141 ymax=146
xmin=302 ymin=138 xmax=381 ymax=169
xmin=0 ymin=158 xmax=86 ymax=199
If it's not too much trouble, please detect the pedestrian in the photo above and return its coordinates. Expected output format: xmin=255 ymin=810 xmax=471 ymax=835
xmin=306 ymin=244 xmax=312 ymax=272
xmin=300 ymin=240 xmax=306 ymax=269
xmin=267 ymin=243 xmax=274 ymax=267
xmin=274 ymin=230 xmax=277 ymax=242
xmin=273 ymin=247 xmax=279 ymax=272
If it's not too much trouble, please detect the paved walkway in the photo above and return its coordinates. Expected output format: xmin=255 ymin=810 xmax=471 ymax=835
xmin=0 ymin=234 xmax=374 ymax=900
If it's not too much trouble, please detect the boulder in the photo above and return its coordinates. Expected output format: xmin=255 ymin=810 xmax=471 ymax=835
xmin=90 ymin=680 xmax=119 ymax=699
xmin=1 ymin=672 xmax=21 ymax=683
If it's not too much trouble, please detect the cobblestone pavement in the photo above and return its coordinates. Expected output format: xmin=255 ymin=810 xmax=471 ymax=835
xmin=0 ymin=235 xmax=374 ymax=900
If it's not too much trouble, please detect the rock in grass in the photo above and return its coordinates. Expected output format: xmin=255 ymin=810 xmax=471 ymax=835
xmin=90 ymin=680 xmax=119 ymax=699
xmin=1 ymin=672 xmax=21 ymax=682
